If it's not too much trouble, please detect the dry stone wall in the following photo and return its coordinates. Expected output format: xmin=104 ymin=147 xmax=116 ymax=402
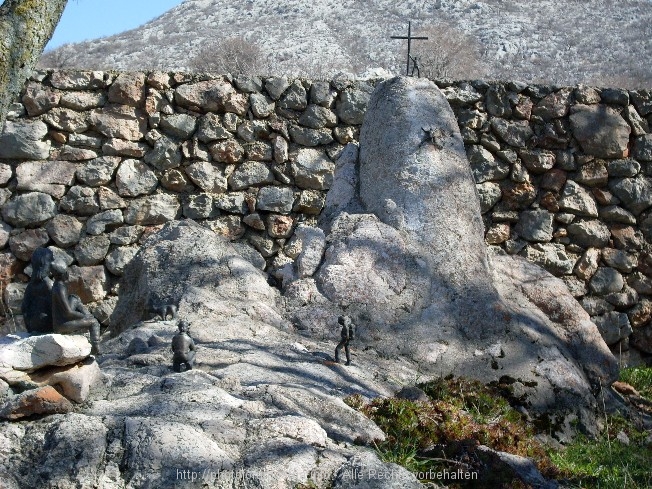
xmin=0 ymin=70 xmax=651 ymax=363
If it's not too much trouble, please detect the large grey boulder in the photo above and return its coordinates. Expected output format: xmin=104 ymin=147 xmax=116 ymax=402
xmin=0 ymin=120 xmax=50 ymax=159
xmin=569 ymin=104 xmax=631 ymax=158
xmin=0 ymin=334 xmax=91 ymax=373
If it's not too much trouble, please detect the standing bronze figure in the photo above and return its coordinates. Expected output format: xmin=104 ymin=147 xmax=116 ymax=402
xmin=172 ymin=320 xmax=196 ymax=372
xmin=51 ymin=261 xmax=102 ymax=355
xmin=334 ymin=315 xmax=355 ymax=366
xmin=22 ymin=247 xmax=55 ymax=333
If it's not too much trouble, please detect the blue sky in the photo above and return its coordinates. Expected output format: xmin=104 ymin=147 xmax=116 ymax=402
xmin=45 ymin=0 xmax=184 ymax=51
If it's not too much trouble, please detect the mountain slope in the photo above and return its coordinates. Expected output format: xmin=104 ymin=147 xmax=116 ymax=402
xmin=41 ymin=0 xmax=652 ymax=87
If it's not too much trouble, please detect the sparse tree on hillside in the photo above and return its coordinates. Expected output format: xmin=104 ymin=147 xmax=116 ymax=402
xmin=38 ymin=43 xmax=76 ymax=69
xmin=0 ymin=0 xmax=68 ymax=129
xmin=190 ymin=37 xmax=268 ymax=75
xmin=411 ymin=24 xmax=486 ymax=80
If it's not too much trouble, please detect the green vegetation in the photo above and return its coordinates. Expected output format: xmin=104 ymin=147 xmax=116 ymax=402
xmin=346 ymin=370 xmax=652 ymax=488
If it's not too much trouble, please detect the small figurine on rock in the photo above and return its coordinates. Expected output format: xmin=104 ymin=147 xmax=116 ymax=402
xmin=171 ymin=320 xmax=196 ymax=372
xmin=51 ymin=261 xmax=102 ymax=355
xmin=335 ymin=315 xmax=355 ymax=366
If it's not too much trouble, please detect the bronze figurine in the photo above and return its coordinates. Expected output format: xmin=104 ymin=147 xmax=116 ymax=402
xmin=335 ymin=315 xmax=355 ymax=366
xmin=172 ymin=320 xmax=196 ymax=372
xmin=22 ymin=247 xmax=55 ymax=333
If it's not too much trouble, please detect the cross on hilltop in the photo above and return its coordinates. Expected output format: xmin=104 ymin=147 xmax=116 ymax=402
xmin=391 ymin=22 xmax=429 ymax=77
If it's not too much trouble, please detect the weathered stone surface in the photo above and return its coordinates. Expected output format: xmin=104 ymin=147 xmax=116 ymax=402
xmin=50 ymin=71 xmax=109 ymax=90
xmin=209 ymin=139 xmax=245 ymax=164
xmin=213 ymin=192 xmax=247 ymax=214
xmin=86 ymin=210 xmax=124 ymax=235
xmin=67 ymin=133 xmax=102 ymax=149
xmin=0 ymin=222 xmax=11 ymax=249
xmin=97 ymin=187 xmax=126 ymax=211
xmin=519 ymin=149 xmax=555 ymax=174
xmin=575 ymin=161 xmax=608 ymax=187
xmin=602 ymin=248 xmax=637 ymax=273
xmin=0 ymin=163 xmax=12 ymax=185
xmin=336 ymin=89 xmax=370 ymax=124
xmin=105 ymin=246 xmax=139 ymax=276
xmin=0 ymin=386 xmax=73 ymax=420
xmin=116 ymin=159 xmax=158 ymax=197
xmin=74 ymin=235 xmax=110 ymax=266
xmin=43 ymin=107 xmax=90 ymax=133
xmin=15 ymin=161 xmax=76 ymax=198
xmin=51 ymin=145 xmax=99 ymax=162
xmin=264 ymin=76 xmax=291 ymax=100
xmin=160 ymin=113 xmax=197 ymax=139
xmin=332 ymin=451 xmax=422 ymax=489
xmin=160 ymin=168 xmax=194 ymax=192
xmin=569 ymin=104 xmax=631 ymax=158
xmin=143 ymin=136 xmax=182 ymax=170
xmin=0 ymin=334 xmax=91 ymax=372
xmin=521 ymin=243 xmax=577 ymax=275
xmin=632 ymin=325 xmax=652 ymax=354
xmin=278 ymin=80 xmax=308 ymax=111
xmin=228 ymin=161 xmax=274 ymax=190
xmin=45 ymin=214 xmax=83 ymax=249
xmin=593 ymin=312 xmax=632 ymax=345
xmin=291 ymin=149 xmax=335 ymax=190
xmin=90 ymin=105 xmax=147 ymax=141
xmin=203 ymin=215 xmax=244 ymax=240
xmin=567 ymin=220 xmax=611 ymax=248
xmin=249 ymin=92 xmax=275 ymax=118
xmin=184 ymin=161 xmax=227 ymax=193
xmin=574 ymin=247 xmax=600 ymax=281
xmin=2 ymin=192 xmax=57 ymax=228
xmin=108 ymin=72 xmax=146 ymax=106
xmin=0 ymin=120 xmax=50 ymax=160
xmin=486 ymin=223 xmax=510 ymax=244
xmin=608 ymin=176 xmax=652 ymax=216
xmin=299 ymin=105 xmax=338 ymax=129
xmin=589 ymin=267 xmax=624 ymax=295
xmin=102 ymin=138 xmax=148 ymax=157
xmin=476 ymin=182 xmax=502 ymax=214
xmin=289 ymin=126 xmax=334 ymax=146
xmin=8 ymin=229 xmax=49 ymax=261
xmin=515 ymin=209 xmax=553 ymax=242
xmin=22 ymin=83 xmax=60 ymax=116
xmin=23 ymin=358 xmax=101 ymax=403
xmin=559 ymin=181 xmax=599 ymax=217
xmin=467 ymin=145 xmax=509 ymax=182
xmin=605 ymin=158 xmax=640 ymax=178
xmin=491 ymin=118 xmax=533 ymax=148
xmin=256 ymin=187 xmax=295 ymax=214
xmin=109 ymin=225 xmax=144 ymax=246
xmin=174 ymin=79 xmax=246 ymax=114
xmin=182 ymin=194 xmax=215 ymax=220
xmin=630 ymin=89 xmax=652 ymax=116
xmin=75 ymin=156 xmax=121 ymax=187
xmin=441 ymin=83 xmax=483 ymax=106
xmin=124 ymin=194 xmax=181 ymax=225
xmin=244 ymin=141 xmax=273 ymax=161
xmin=294 ymin=190 xmax=326 ymax=215
xmin=243 ymin=213 xmax=266 ymax=230
xmin=60 ymin=90 xmax=106 ymax=110
xmin=533 ymin=88 xmax=573 ymax=119
xmin=197 ymin=113 xmax=231 ymax=142
xmin=600 ymin=205 xmax=637 ymax=225
xmin=67 ymin=265 xmax=108 ymax=303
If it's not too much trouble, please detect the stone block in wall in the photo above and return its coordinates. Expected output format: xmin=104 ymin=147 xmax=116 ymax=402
xmin=233 ymin=75 xmax=263 ymax=94
xmin=485 ymin=223 xmax=510 ymax=245
xmin=567 ymin=220 xmax=610 ymax=248
xmin=49 ymin=71 xmax=111 ymax=90
xmin=0 ymin=163 xmax=11 ymax=185
xmin=520 ymin=243 xmax=577 ymax=276
xmin=293 ymin=190 xmax=325 ymax=215
xmin=143 ymin=136 xmax=182 ymax=171
xmin=115 ymin=160 xmax=158 ymax=197
xmin=42 ymin=108 xmax=90 ymax=133
xmin=246 ymin=231 xmax=280 ymax=258
xmin=309 ymin=81 xmax=336 ymax=108
xmin=108 ymin=73 xmax=146 ymax=107
xmin=109 ymin=226 xmax=144 ymax=246
xmin=213 ymin=192 xmax=247 ymax=215
xmin=86 ymin=210 xmax=124 ymax=236
xmin=630 ymin=89 xmax=652 ymax=116
xmin=197 ymin=113 xmax=231 ymax=142
xmin=299 ymin=105 xmax=337 ymax=129
xmin=608 ymin=176 xmax=652 ymax=216
xmin=0 ymin=221 xmax=11 ymax=249
xmin=574 ymin=86 xmax=601 ymax=105
xmin=182 ymin=194 xmax=217 ymax=220
xmin=124 ymin=194 xmax=181 ymax=226
xmin=102 ymin=139 xmax=148 ymax=158
xmin=2 ymin=192 xmax=57 ymax=228
xmin=51 ymin=146 xmax=98 ymax=162
xmin=515 ymin=209 xmax=553 ymax=243
xmin=610 ymin=224 xmax=644 ymax=251
xmin=336 ymin=89 xmax=370 ymax=125
xmin=45 ymin=215 xmax=83 ymax=249
xmin=589 ymin=267 xmax=624 ymax=295
xmin=632 ymin=134 xmax=652 ymax=162
xmin=90 ymin=105 xmax=147 ymax=141
xmin=593 ymin=312 xmax=632 ymax=346
xmin=184 ymin=161 xmax=227 ymax=194
xmin=228 ymin=162 xmax=274 ymax=190
xmin=16 ymin=161 xmax=76 ymax=199
xmin=290 ymin=149 xmax=334 ymax=190
xmin=625 ymin=105 xmax=649 ymax=136
xmin=490 ymin=119 xmax=533 ymax=148
xmin=569 ymin=105 xmax=630 ymax=158
xmin=244 ymin=141 xmax=273 ymax=161
xmin=9 ymin=229 xmax=49 ymax=261
xmin=532 ymin=88 xmax=573 ymax=120
xmin=75 ymin=156 xmax=121 ymax=187
xmin=574 ymin=247 xmax=600 ymax=281
xmin=256 ymin=187 xmax=294 ymax=214
xmin=601 ymin=248 xmax=638 ymax=273
xmin=485 ymin=84 xmax=514 ymax=118
xmin=202 ymin=215 xmax=244 ymax=240
xmin=278 ymin=81 xmax=308 ymax=111
xmin=562 ymin=276 xmax=587 ymax=298
xmin=160 ymin=169 xmax=194 ymax=193
xmin=558 ymin=181 xmax=598 ymax=217
xmin=499 ymin=182 xmax=536 ymax=210
xmin=288 ymin=126 xmax=333 ymax=147
xmin=605 ymin=286 xmax=638 ymax=310
xmin=209 ymin=139 xmax=245 ymax=164
xmin=266 ymin=215 xmax=294 ymax=239
xmin=66 ymin=265 xmax=107 ymax=303
xmin=22 ymin=83 xmax=60 ymax=116
xmin=74 ymin=235 xmax=110 ymax=266
xmin=476 ymin=182 xmax=502 ymax=214
xmin=174 ymin=79 xmax=247 ymax=115
xmin=0 ymin=120 xmax=50 ymax=160
xmin=264 ymin=77 xmax=291 ymax=101
xmin=231 ymin=241 xmax=266 ymax=271
xmin=160 ymin=113 xmax=197 ymax=139
xmin=242 ymin=213 xmax=265 ymax=231
xmin=249 ymin=93 xmax=275 ymax=118
xmin=467 ymin=145 xmax=509 ymax=183
xmin=441 ymin=83 xmax=483 ymax=106
xmin=632 ymin=325 xmax=652 ymax=354
xmin=105 ymin=246 xmax=139 ymax=276
xmin=575 ymin=161 xmax=608 ymax=187
xmin=604 ymin=158 xmax=640 ymax=178
xmin=60 ymin=91 xmax=107 ymax=111
xmin=68 ymin=133 xmax=102 ymax=149
xmin=628 ymin=299 xmax=652 ymax=328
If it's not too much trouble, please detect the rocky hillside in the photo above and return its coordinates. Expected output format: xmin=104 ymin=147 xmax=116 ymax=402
xmin=41 ymin=0 xmax=652 ymax=87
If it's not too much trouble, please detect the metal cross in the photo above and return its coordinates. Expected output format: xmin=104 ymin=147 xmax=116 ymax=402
xmin=391 ymin=22 xmax=429 ymax=76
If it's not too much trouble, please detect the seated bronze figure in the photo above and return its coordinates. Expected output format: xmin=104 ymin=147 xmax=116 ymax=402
xmin=335 ymin=315 xmax=355 ymax=366
xmin=171 ymin=320 xmax=196 ymax=372
xmin=51 ymin=261 xmax=102 ymax=355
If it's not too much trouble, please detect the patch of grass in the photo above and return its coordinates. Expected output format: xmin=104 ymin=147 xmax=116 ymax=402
xmin=619 ymin=366 xmax=652 ymax=399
